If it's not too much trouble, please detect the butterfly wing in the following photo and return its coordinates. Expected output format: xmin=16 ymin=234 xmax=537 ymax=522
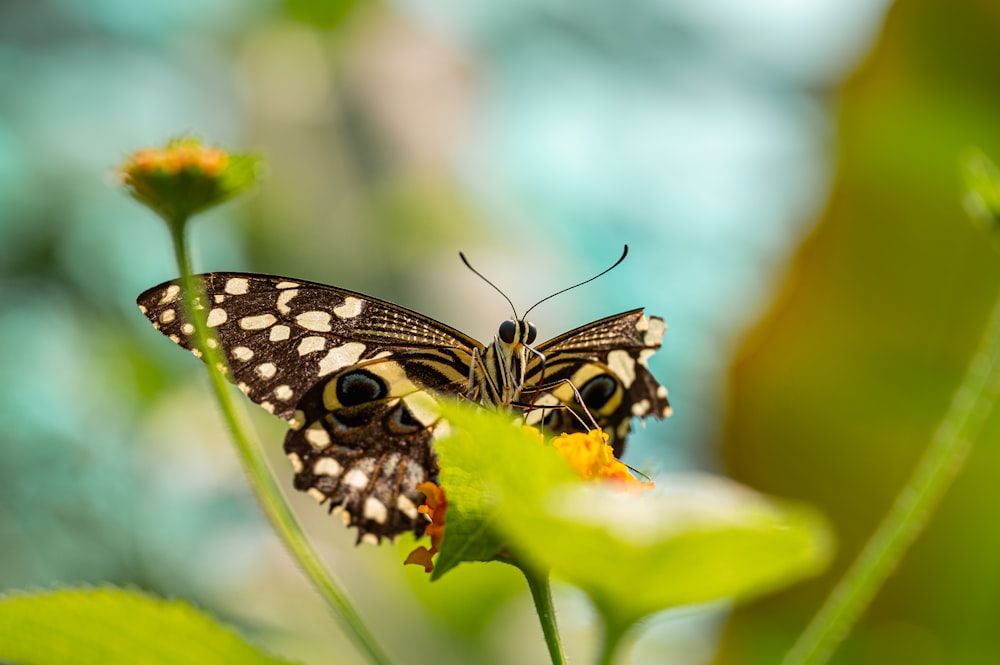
xmin=136 ymin=273 xmax=482 ymax=421
xmin=524 ymin=309 xmax=670 ymax=456
xmin=137 ymin=273 xmax=483 ymax=541
xmin=285 ymin=353 xmax=461 ymax=542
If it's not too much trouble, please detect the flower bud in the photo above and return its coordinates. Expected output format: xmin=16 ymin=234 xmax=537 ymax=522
xmin=118 ymin=136 xmax=261 ymax=227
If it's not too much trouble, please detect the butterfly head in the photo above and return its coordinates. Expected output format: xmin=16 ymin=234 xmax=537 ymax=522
xmin=498 ymin=318 xmax=537 ymax=349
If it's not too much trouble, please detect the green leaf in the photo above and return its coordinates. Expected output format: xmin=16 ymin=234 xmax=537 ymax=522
xmin=429 ymin=447 xmax=507 ymax=579
xmin=0 ymin=587 xmax=298 ymax=665
xmin=962 ymin=148 xmax=1000 ymax=230
xmin=431 ymin=406 xmax=576 ymax=579
xmin=284 ymin=0 xmax=360 ymax=29
xmin=496 ymin=474 xmax=833 ymax=628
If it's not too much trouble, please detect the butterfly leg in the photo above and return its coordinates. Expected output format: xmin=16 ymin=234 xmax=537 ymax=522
xmin=516 ymin=400 xmax=594 ymax=433
xmin=516 ymin=375 xmax=601 ymax=434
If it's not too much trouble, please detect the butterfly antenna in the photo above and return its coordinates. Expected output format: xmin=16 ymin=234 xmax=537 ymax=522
xmin=459 ymin=251 xmax=518 ymax=319
xmin=625 ymin=462 xmax=652 ymax=482
xmin=522 ymin=245 xmax=629 ymax=319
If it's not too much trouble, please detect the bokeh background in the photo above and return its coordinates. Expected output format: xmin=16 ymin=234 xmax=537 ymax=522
xmin=2 ymin=0 xmax=1000 ymax=663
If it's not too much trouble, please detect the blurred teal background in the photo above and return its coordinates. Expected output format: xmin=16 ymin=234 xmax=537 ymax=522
xmin=3 ymin=0 xmax=999 ymax=663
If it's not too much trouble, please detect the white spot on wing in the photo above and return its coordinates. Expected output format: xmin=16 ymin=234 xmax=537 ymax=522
xmin=159 ymin=309 xmax=176 ymax=324
xmin=314 ymin=457 xmax=343 ymax=477
xmin=364 ymin=497 xmax=388 ymax=524
xmin=607 ymin=349 xmax=637 ymax=387
xmin=296 ymin=310 xmax=332 ymax=332
xmin=225 ymin=277 xmax=249 ymax=295
xmin=276 ymin=289 xmax=298 ymax=315
xmin=397 ymin=495 xmax=419 ymax=520
xmin=240 ymin=313 xmax=277 ymax=330
xmin=231 ymin=346 xmax=254 ymax=362
xmin=334 ymin=297 xmax=364 ymax=318
xmin=274 ymin=385 xmax=294 ymax=401
xmin=297 ymin=336 xmax=326 ymax=356
xmin=656 ymin=385 xmax=668 ymax=399
xmin=181 ymin=323 xmax=195 ymax=335
xmin=305 ymin=423 xmax=331 ymax=449
xmin=431 ymin=421 xmax=452 ymax=441
xmin=361 ymin=533 xmax=379 ymax=545
xmin=317 ymin=342 xmax=366 ymax=377
xmin=644 ymin=317 xmax=666 ymax=346
xmin=159 ymin=284 xmax=180 ymax=305
xmin=402 ymin=391 xmax=440 ymax=427
xmin=206 ymin=308 xmax=228 ymax=327
xmin=269 ymin=325 xmax=291 ymax=341
xmin=287 ymin=452 xmax=304 ymax=473
xmin=276 ymin=281 xmax=299 ymax=289
xmin=307 ymin=488 xmax=326 ymax=503
xmin=631 ymin=399 xmax=650 ymax=416
xmin=638 ymin=349 xmax=655 ymax=368
xmin=256 ymin=362 xmax=277 ymax=379
xmin=343 ymin=468 xmax=369 ymax=489
xmin=533 ymin=393 xmax=560 ymax=408
xmin=523 ymin=409 xmax=544 ymax=426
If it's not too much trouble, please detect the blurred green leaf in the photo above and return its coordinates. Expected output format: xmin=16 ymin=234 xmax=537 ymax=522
xmin=961 ymin=148 xmax=1000 ymax=229
xmin=500 ymin=475 xmax=832 ymax=628
xmin=717 ymin=3 xmax=1000 ymax=662
xmin=283 ymin=0 xmax=360 ymax=30
xmin=0 ymin=587 xmax=298 ymax=665
xmin=401 ymin=547 xmax=527 ymax=638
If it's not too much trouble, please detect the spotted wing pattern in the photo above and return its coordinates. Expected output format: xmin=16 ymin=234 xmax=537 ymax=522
xmin=137 ymin=273 xmax=481 ymax=543
xmin=523 ymin=309 xmax=671 ymax=456
xmin=137 ymin=272 xmax=671 ymax=543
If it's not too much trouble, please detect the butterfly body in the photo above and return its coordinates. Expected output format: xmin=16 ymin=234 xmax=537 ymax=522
xmin=138 ymin=272 xmax=670 ymax=543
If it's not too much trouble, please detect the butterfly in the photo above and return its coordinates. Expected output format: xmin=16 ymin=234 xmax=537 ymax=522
xmin=137 ymin=260 xmax=670 ymax=543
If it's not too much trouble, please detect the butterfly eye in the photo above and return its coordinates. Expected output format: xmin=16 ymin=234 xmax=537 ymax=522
xmin=525 ymin=322 xmax=537 ymax=345
xmin=499 ymin=319 xmax=517 ymax=344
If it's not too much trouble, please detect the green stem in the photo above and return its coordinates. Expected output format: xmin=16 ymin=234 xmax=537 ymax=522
xmin=595 ymin=618 xmax=628 ymax=665
xmin=783 ymin=286 xmax=1000 ymax=665
xmin=518 ymin=564 xmax=568 ymax=665
xmin=167 ymin=219 xmax=394 ymax=665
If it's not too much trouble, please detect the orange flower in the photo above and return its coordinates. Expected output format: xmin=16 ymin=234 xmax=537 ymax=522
xmin=551 ymin=429 xmax=655 ymax=490
xmin=404 ymin=481 xmax=447 ymax=573
xmin=124 ymin=141 xmax=229 ymax=177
